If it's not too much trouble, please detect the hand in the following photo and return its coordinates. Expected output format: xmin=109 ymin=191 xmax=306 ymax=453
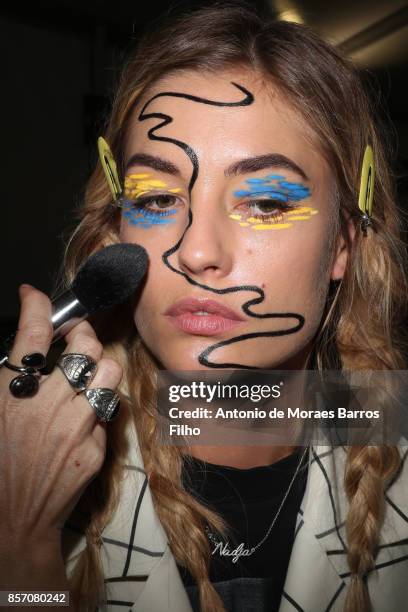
xmin=0 ymin=284 xmax=122 ymax=556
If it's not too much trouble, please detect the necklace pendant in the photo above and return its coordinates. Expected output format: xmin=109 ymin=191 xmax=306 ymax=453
xmin=211 ymin=540 xmax=254 ymax=563
xmin=205 ymin=447 xmax=309 ymax=564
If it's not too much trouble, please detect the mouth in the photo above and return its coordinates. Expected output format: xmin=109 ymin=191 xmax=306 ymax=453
xmin=164 ymin=298 xmax=245 ymax=336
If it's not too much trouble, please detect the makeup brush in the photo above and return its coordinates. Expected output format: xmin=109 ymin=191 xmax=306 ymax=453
xmin=51 ymin=243 xmax=148 ymax=339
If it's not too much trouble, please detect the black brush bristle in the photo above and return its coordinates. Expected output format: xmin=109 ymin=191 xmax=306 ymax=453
xmin=71 ymin=243 xmax=148 ymax=313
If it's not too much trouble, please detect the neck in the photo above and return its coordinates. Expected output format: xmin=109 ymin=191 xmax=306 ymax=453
xmin=182 ymin=342 xmax=314 ymax=469
xmin=184 ymin=445 xmax=297 ymax=468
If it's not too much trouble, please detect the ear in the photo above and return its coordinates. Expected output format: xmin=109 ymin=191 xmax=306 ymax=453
xmin=330 ymin=215 xmax=356 ymax=281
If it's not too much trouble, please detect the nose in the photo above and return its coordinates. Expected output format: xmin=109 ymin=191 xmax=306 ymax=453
xmin=176 ymin=198 xmax=233 ymax=282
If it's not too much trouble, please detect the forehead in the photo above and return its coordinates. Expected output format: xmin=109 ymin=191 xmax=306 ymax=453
xmin=124 ymin=68 xmax=327 ymax=184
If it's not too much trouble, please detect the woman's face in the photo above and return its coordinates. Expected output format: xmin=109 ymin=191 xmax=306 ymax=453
xmin=120 ymin=68 xmax=346 ymax=370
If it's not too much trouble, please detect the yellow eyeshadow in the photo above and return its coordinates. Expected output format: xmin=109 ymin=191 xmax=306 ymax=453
xmin=286 ymin=206 xmax=314 ymax=215
xmin=125 ymin=173 xmax=150 ymax=180
xmin=132 ymin=180 xmax=167 ymax=188
xmin=247 ymin=216 xmax=277 ymax=224
xmin=124 ymin=172 xmax=183 ymax=200
xmin=228 ymin=206 xmax=319 ymax=232
xmin=252 ymin=223 xmax=293 ymax=230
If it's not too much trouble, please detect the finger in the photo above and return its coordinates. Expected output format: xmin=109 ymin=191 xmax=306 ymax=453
xmin=8 ymin=285 xmax=53 ymax=364
xmin=92 ymin=421 xmax=107 ymax=449
xmin=75 ymin=357 xmax=123 ymax=430
xmin=50 ymin=328 xmax=104 ymax=397
xmin=64 ymin=319 xmax=100 ymax=346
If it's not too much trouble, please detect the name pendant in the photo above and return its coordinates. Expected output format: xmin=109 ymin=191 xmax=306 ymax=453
xmin=211 ymin=541 xmax=256 ymax=563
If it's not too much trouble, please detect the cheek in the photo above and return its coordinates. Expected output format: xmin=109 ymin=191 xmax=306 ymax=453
xmin=119 ymin=223 xmax=167 ymax=326
xmin=119 ymin=216 xmax=177 ymax=243
xmin=242 ymin=227 xmax=331 ymax=314
xmin=133 ymin=274 xmax=160 ymax=341
xmin=119 ymin=216 xmax=182 ymax=275
xmin=119 ymin=208 xmax=193 ymax=273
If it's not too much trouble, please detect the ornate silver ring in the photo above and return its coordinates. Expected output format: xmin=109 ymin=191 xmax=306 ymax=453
xmin=57 ymin=353 xmax=97 ymax=392
xmin=84 ymin=388 xmax=120 ymax=422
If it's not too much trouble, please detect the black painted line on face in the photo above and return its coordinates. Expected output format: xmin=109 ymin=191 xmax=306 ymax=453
xmin=138 ymin=82 xmax=253 ymax=192
xmin=138 ymin=82 xmax=305 ymax=369
xmin=198 ymin=325 xmax=304 ymax=369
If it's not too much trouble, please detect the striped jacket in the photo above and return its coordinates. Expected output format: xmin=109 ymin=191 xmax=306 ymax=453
xmin=64 ymin=423 xmax=408 ymax=611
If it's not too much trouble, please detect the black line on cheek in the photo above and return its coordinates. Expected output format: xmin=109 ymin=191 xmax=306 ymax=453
xmin=138 ymin=82 xmax=305 ymax=369
xmin=198 ymin=319 xmax=305 ymax=369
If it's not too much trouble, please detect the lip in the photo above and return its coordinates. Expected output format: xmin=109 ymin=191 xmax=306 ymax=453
xmin=164 ymin=298 xmax=245 ymax=336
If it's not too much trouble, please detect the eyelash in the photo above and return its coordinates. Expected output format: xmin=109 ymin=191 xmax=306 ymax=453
xmin=123 ymin=194 xmax=296 ymax=223
xmin=123 ymin=194 xmax=180 ymax=216
xmin=242 ymin=199 xmax=295 ymax=222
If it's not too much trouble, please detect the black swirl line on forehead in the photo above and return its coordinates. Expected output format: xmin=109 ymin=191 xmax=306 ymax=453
xmin=138 ymin=82 xmax=304 ymax=369
xmin=138 ymin=82 xmax=253 ymax=192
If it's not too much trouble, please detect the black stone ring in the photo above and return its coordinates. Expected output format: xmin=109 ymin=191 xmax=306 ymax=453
xmin=0 ymin=352 xmax=46 ymax=398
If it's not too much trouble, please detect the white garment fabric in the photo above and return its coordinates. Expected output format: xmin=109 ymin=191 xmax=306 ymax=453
xmin=63 ymin=422 xmax=408 ymax=611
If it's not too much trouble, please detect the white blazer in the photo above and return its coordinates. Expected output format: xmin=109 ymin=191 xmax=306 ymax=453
xmin=63 ymin=423 xmax=408 ymax=611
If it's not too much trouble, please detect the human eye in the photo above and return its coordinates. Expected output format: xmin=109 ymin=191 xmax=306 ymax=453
xmin=240 ymin=198 xmax=296 ymax=224
xmin=123 ymin=193 xmax=181 ymax=216
xmin=230 ymin=173 xmax=313 ymax=227
xmin=120 ymin=173 xmax=184 ymax=226
xmin=118 ymin=191 xmax=183 ymax=228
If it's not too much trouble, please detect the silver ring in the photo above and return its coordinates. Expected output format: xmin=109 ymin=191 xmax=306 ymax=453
xmin=84 ymin=388 xmax=120 ymax=422
xmin=56 ymin=353 xmax=97 ymax=392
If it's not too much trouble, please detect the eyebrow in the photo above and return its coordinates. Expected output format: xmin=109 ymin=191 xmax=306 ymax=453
xmin=125 ymin=152 xmax=308 ymax=181
xmin=125 ymin=153 xmax=181 ymax=176
xmin=225 ymin=154 xmax=308 ymax=180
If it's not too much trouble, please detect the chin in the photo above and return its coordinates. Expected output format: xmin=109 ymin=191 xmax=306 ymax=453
xmin=154 ymin=347 xmax=215 ymax=371
xmin=163 ymin=360 xmax=215 ymax=371
xmin=150 ymin=346 xmax=304 ymax=371
xmin=139 ymin=327 xmax=314 ymax=371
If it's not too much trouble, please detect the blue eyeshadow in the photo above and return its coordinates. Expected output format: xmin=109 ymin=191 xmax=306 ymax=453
xmin=121 ymin=200 xmax=177 ymax=228
xmin=233 ymin=175 xmax=311 ymax=202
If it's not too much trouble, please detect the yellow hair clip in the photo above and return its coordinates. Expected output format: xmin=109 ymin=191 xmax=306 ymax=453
xmin=97 ymin=136 xmax=123 ymax=201
xmin=358 ymin=145 xmax=375 ymax=236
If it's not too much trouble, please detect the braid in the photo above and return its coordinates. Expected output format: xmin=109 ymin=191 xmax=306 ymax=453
xmin=129 ymin=338 xmax=228 ymax=612
xmin=343 ymin=446 xmax=401 ymax=611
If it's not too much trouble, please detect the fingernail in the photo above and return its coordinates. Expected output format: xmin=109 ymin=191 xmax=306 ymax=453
xmin=19 ymin=283 xmax=34 ymax=297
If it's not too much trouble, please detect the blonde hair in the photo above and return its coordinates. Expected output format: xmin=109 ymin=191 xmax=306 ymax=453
xmin=63 ymin=5 xmax=407 ymax=611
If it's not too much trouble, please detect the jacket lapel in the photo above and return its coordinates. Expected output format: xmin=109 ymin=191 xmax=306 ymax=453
xmin=279 ymin=444 xmax=408 ymax=612
xmin=279 ymin=446 xmax=348 ymax=611
xmin=98 ymin=421 xmax=193 ymax=611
